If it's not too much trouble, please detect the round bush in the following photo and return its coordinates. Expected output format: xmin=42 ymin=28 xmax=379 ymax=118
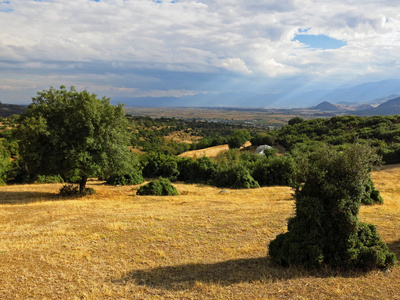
xmin=136 ymin=178 xmax=178 ymax=196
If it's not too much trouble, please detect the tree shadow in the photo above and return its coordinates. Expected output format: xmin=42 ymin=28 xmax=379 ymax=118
xmin=0 ymin=191 xmax=61 ymax=204
xmin=114 ymin=257 xmax=365 ymax=291
xmin=387 ymin=239 xmax=400 ymax=258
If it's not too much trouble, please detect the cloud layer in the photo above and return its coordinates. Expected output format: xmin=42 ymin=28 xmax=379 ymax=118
xmin=0 ymin=0 xmax=399 ymax=106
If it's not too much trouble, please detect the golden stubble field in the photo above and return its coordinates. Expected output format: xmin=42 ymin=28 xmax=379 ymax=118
xmin=0 ymin=166 xmax=400 ymax=299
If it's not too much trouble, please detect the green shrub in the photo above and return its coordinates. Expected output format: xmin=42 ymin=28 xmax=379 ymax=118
xmin=250 ymin=132 xmax=275 ymax=146
xmin=59 ymin=184 xmax=96 ymax=196
xmin=362 ymin=177 xmax=384 ymax=205
xmin=136 ymin=178 xmax=178 ymax=196
xmin=176 ymin=157 xmax=196 ymax=182
xmin=4 ymin=159 xmax=33 ymax=184
xmin=251 ymin=156 xmax=295 ymax=186
xmin=82 ymin=187 xmax=96 ymax=195
xmin=0 ymin=142 xmax=11 ymax=185
xmin=228 ymin=129 xmax=250 ymax=149
xmin=141 ymin=152 xmax=179 ymax=180
xmin=177 ymin=156 xmax=218 ymax=184
xmin=214 ymin=165 xmax=259 ymax=189
xmin=35 ymin=174 xmax=64 ymax=184
xmin=106 ymin=172 xmax=144 ymax=186
xmin=268 ymin=144 xmax=396 ymax=270
xmin=59 ymin=184 xmax=79 ymax=196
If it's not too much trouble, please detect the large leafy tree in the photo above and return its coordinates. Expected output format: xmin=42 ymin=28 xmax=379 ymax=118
xmin=17 ymin=86 xmax=132 ymax=193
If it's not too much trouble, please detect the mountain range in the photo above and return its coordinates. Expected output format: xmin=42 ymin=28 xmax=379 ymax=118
xmin=1 ymin=79 xmax=400 ymax=117
xmin=116 ymin=79 xmax=400 ymax=109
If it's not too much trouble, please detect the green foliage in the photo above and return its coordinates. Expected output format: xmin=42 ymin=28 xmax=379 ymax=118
xmin=16 ymin=86 xmax=132 ymax=193
xmin=228 ymin=129 xmax=250 ymax=149
xmin=0 ymin=140 xmax=11 ymax=185
xmin=59 ymin=184 xmax=95 ymax=196
xmin=379 ymin=143 xmax=400 ymax=164
xmin=251 ymin=156 xmax=295 ymax=186
xmin=106 ymin=172 xmax=144 ymax=186
xmin=189 ymin=156 xmax=219 ymax=184
xmin=128 ymin=115 xmax=244 ymax=154
xmin=35 ymin=174 xmax=64 ymax=184
xmin=3 ymin=158 xmax=31 ymax=184
xmin=176 ymin=156 xmax=219 ymax=184
xmin=250 ymin=132 xmax=275 ymax=147
xmin=136 ymin=178 xmax=178 ymax=196
xmin=268 ymin=144 xmax=396 ymax=270
xmin=362 ymin=176 xmax=384 ymax=205
xmin=214 ymin=164 xmax=259 ymax=189
xmin=59 ymin=184 xmax=79 ymax=196
xmin=270 ymin=115 xmax=400 ymax=160
xmin=288 ymin=116 xmax=304 ymax=126
xmin=141 ymin=152 xmax=180 ymax=180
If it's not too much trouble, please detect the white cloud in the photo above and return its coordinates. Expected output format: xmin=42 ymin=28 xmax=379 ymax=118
xmin=0 ymin=0 xmax=399 ymax=105
xmin=216 ymin=58 xmax=252 ymax=74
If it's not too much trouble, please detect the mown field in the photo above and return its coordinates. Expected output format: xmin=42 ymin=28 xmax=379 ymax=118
xmin=0 ymin=166 xmax=400 ymax=299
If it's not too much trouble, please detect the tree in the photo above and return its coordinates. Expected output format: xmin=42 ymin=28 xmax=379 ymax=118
xmin=288 ymin=116 xmax=304 ymax=126
xmin=269 ymin=144 xmax=396 ymax=270
xmin=17 ymin=86 xmax=132 ymax=193
xmin=228 ymin=129 xmax=250 ymax=149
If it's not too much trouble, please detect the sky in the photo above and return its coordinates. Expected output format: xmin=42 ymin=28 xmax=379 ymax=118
xmin=0 ymin=0 xmax=400 ymax=108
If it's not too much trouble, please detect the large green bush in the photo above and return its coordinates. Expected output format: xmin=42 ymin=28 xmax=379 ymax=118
xmin=228 ymin=129 xmax=250 ymax=149
xmin=136 ymin=178 xmax=178 ymax=196
xmin=214 ymin=165 xmax=259 ymax=189
xmin=141 ymin=152 xmax=179 ymax=180
xmin=177 ymin=156 xmax=218 ymax=184
xmin=251 ymin=156 xmax=295 ymax=187
xmin=268 ymin=144 xmax=396 ymax=270
xmin=106 ymin=172 xmax=144 ymax=186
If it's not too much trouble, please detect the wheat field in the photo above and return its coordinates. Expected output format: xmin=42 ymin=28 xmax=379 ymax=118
xmin=0 ymin=167 xmax=399 ymax=299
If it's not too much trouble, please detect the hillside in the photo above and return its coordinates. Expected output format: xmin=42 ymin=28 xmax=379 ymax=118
xmin=0 ymin=102 xmax=26 ymax=117
xmin=0 ymin=166 xmax=399 ymax=299
xmin=356 ymin=96 xmax=400 ymax=116
xmin=312 ymin=101 xmax=340 ymax=111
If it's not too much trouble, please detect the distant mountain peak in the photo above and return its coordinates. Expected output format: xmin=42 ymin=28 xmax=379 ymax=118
xmin=313 ymin=101 xmax=339 ymax=111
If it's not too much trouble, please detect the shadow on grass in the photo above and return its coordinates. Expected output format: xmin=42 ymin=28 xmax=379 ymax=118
xmin=387 ymin=239 xmax=400 ymax=258
xmin=0 ymin=191 xmax=64 ymax=204
xmin=115 ymin=257 xmax=365 ymax=291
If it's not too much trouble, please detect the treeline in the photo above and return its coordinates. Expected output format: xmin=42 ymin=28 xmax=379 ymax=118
xmin=265 ymin=115 xmax=400 ymax=164
xmin=2 ymin=111 xmax=400 ymax=195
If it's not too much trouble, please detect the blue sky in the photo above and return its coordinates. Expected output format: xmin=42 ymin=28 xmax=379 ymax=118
xmin=0 ymin=0 xmax=400 ymax=107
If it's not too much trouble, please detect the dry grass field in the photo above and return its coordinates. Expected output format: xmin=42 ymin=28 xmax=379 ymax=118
xmin=124 ymin=107 xmax=297 ymax=127
xmin=179 ymin=142 xmax=252 ymax=159
xmin=0 ymin=166 xmax=400 ymax=299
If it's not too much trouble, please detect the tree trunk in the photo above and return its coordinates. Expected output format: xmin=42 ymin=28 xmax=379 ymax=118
xmin=79 ymin=176 xmax=88 ymax=194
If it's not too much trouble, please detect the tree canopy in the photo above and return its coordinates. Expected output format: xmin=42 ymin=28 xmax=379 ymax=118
xmin=17 ymin=86 xmax=132 ymax=193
